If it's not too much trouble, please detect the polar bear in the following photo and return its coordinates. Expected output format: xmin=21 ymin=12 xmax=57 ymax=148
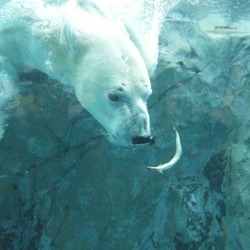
xmin=0 ymin=0 xmax=154 ymax=147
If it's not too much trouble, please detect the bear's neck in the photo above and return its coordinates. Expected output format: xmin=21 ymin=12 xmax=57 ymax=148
xmin=26 ymin=30 xmax=76 ymax=87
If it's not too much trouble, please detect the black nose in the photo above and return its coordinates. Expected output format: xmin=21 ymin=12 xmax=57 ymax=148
xmin=132 ymin=136 xmax=154 ymax=145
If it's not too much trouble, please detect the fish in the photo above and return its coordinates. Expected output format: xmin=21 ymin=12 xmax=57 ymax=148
xmin=146 ymin=127 xmax=182 ymax=174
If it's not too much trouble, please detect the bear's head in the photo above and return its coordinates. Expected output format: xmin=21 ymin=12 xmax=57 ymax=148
xmin=61 ymin=11 xmax=153 ymax=147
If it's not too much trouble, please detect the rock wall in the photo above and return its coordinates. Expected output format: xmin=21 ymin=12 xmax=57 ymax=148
xmin=0 ymin=1 xmax=250 ymax=249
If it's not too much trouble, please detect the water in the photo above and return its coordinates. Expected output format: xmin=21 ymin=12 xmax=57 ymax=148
xmin=93 ymin=0 xmax=181 ymax=74
xmin=175 ymin=0 xmax=250 ymax=32
xmin=0 ymin=0 xmax=250 ymax=249
xmin=188 ymin=0 xmax=250 ymax=21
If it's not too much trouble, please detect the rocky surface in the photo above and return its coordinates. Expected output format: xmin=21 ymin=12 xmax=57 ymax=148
xmin=0 ymin=1 xmax=250 ymax=249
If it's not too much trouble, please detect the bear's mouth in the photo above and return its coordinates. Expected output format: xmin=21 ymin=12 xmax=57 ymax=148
xmin=108 ymin=132 xmax=154 ymax=148
xmin=108 ymin=133 xmax=133 ymax=148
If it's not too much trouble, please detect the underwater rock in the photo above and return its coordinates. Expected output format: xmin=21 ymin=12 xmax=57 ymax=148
xmin=0 ymin=1 xmax=250 ymax=249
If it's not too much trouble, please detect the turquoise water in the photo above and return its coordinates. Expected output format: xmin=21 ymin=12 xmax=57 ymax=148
xmin=0 ymin=0 xmax=249 ymax=249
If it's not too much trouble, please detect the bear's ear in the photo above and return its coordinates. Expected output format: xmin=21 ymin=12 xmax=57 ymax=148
xmin=125 ymin=24 xmax=157 ymax=76
xmin=59 ymin=23 xmax=80 ymax=53
xmin=59 ymin=23 xmax=90 ymax=55
xmin=60 ymin=21 xmax=92 ymax=56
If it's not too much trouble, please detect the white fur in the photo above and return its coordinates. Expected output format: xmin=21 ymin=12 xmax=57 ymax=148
xmin=0 ymin=0 xmax=152 ymax=147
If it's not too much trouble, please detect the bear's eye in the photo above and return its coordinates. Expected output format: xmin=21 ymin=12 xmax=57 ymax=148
xmin=108 ymin=93 xmax=119 ymax=102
